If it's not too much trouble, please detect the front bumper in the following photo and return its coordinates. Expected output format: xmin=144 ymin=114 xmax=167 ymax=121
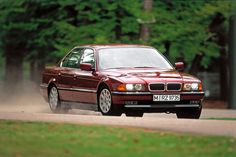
xmin=112 ymin=91 xmax=204 ymax=96
xmin=112 ymin=91 xmax=204 ymax=109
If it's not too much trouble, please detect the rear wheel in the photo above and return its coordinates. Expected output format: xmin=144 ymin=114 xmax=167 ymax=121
xmin=98 ymin=87 xmax=122 ymax=116
xmin=49 ymin=86 xmax=69 ymax=113
xmin=176 ymin=103 xmax=202 ymax=119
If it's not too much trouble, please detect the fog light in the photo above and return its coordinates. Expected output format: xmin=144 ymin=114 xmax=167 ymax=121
xmin=125 ymin=101 xmax=138 ymax=105
xmin=190 ymin=100 xmax=200 ymax=104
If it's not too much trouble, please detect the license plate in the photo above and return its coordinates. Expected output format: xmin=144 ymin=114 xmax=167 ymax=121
xmin=153 ymin=95 xmax=180 ymax=101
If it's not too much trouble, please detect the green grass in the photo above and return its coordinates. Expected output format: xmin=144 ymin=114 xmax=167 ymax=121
xmin=205 ymin=118 xmax=236 ymax=121
xmin=0 ymin=120 xmax=235 ymax=157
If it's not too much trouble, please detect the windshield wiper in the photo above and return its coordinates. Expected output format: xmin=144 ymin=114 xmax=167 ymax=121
xmin=132 ymin=66 xmax=159 ymax=68
xmin=105 ymin=67 xmax=130 ymax=70
xmin=105 ymin=66 xmax=160 ymax=70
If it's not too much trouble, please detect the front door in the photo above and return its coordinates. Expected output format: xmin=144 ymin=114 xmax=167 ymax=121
xmin=57 ymin=48 xmax=83 ymax=101
xmin=72 ymin=48 xmax=100 ymax=104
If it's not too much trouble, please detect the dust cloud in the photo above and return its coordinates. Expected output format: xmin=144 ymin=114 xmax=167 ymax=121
xmin=0 ymin=80 xmax=50 ymax=113
xmin=0 ymin=80 xmax=100 ymax=115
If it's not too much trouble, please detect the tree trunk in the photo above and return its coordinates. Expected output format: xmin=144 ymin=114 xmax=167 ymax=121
xmin=164 ymin=40 xmax=171 ymax=58
xmin=28 ymin=54 xmax=45 ymax=93
xmin=228 ymin=14 xmax=236 ymax=109
xmin=209 ymin=12 xmax=228 ymax=101
xmin=29 ymin=59 xmax=45 ymax=85
xmin=30 ymin=60 xmax=36 ymax=82
xmin=4 ymin=46 xmax=24 ymax=93
xmin=115 ymin=6 xmax=122 ymax=40
xmin=35 ymin=60 xmax=45 ymax=85
xmin=219 ymin=48 xmax=228 ymax=101
xmin=189 ymin=53 xmax=203 ymax=75
xmin=140 ymin=0 xmax=153 ymax=41
xmin=140 ymin=25 xmax=150 ymax=42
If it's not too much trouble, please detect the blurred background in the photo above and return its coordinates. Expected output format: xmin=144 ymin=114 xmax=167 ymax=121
xmin=0 ymin=0 xmax=235 ymax=109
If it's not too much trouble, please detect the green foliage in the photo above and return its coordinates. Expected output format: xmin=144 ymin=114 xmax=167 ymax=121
xmin=0 ymin=0 xmax=234 ymax=68
xmin=151 ymin=0 xmax=235 ymax=69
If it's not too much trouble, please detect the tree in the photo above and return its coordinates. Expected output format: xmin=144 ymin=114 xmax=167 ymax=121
xmin=150 ymin=0 xmax=234 ymax=71
xmin=0 ymin=0 xmax=142 ymax=86
xmin=150 ymin=0 xmax=234 ymax=100
xmin=0 ymin=0 xmax=234 ymax=97
xmin=140 ymin=0 xmax=153 ymax=41
xmin=0 ymin=0 xmax=32 ymax=90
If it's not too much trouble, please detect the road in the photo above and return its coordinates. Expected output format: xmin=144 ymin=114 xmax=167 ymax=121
xmin=0 ymin=89 xmax=236 ymax=137
xmin=0 ymin=100 xmax=236 ymax=137
xmin=1 ymin=83 xmax=236 ymax=137
xmin=0 ymin=111 xmax=236 ymax=137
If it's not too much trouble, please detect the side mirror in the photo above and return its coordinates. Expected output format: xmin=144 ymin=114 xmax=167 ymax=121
xmin=175 ymin=62 xmax=184 ymax=71
xmin=80 ymin=63 xmax=93 ymax=71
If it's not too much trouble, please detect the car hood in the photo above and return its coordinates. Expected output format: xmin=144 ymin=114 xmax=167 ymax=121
xmin=101 ymin=68 xmax=200 ymax=84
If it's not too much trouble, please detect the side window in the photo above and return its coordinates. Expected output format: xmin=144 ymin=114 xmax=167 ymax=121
xmin=80 ymin=49 xmax=95 ymax=68
xmin=62 ymin=48 xmax=83 ymax=68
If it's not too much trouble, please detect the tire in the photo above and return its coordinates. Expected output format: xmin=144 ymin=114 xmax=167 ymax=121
xmin=125 ymin=111 xmax=144 ymax=117
xmin=176 ymin=103 xmax=202 ymax=119
xmin=48 ymin=86 xmax=69 ymax=113
xmin=98 ymin=87 xmax=122 ymax=116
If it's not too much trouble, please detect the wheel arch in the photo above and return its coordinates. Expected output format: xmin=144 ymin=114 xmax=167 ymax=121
xmin=47 ymin=82 xmax=57 ymax=97
xmin=96 ymin=76 xmax=122 ymax=94
xmin=97 ymin=82 xmax=111 ymax=101
xmin=97 ymin=82 xmax=110 ymax=93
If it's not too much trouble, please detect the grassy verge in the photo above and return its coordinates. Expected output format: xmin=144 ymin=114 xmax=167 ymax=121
xmin=205 ymin=118 xmax=236 ymax=121
xmin=0 ymin=120 xmax=235 ymax=157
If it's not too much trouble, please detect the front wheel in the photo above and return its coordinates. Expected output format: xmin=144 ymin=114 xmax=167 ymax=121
xmin=49 ymin=86 xmax=69 ymax=113
xmin=98 ymin=87 xmax=122 ymax=116
xmin=176 ymin=104 xmax=202 ymax=119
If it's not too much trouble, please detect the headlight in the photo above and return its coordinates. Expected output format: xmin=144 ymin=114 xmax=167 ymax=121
xmin=117 ymin=84 xmax=144 ymax=91
xmin=183 ymin=83 xmax=202 ymax=91
xmin=126 ymin=84 xmax=134 ymax=90
xmin=126 ymin=84 xmax=144 ymax=91
xmin=191 ymin=83 xmax=199 ymax=91
xmin=134 ymin=84 xmax=143 ymax=91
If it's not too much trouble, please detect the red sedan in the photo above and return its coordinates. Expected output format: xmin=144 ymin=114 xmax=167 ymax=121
xmin=40 ymin=44 xmax=204 ymax=118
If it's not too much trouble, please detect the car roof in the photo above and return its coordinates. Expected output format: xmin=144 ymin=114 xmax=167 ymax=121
xmin=74 ymin=44 xmax=154 ymax=50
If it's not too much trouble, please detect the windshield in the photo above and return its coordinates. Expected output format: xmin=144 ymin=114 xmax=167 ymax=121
xmin=98 ymin=47 xmax=173 ymax=70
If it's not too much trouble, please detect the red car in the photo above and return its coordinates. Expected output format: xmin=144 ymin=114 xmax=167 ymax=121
xmin=40 ymin=44 xmax=204 ymax=118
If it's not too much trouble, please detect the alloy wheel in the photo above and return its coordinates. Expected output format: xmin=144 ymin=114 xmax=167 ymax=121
xmin=99 ymin=88 xmax=112 ymax=113
xmin=49 ymin=87 xmax=59 ymax=110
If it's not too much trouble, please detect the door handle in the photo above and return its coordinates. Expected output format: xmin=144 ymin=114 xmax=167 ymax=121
xmin=73 ymin=74 xmax=77 ymax=79
xmin=58 ymin=73 xmax=61 ymax=76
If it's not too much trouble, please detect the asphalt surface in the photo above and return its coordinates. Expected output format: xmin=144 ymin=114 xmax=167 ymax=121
xmin=0 ymin=101 xmax=236 ymax=137
xmin=1 ymin=83 xmax=236 ymax=137
xmin=0 ymin=111 xmax=236 ymax=137
xmin=0 ymin=89 xmax=236 ymax=137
